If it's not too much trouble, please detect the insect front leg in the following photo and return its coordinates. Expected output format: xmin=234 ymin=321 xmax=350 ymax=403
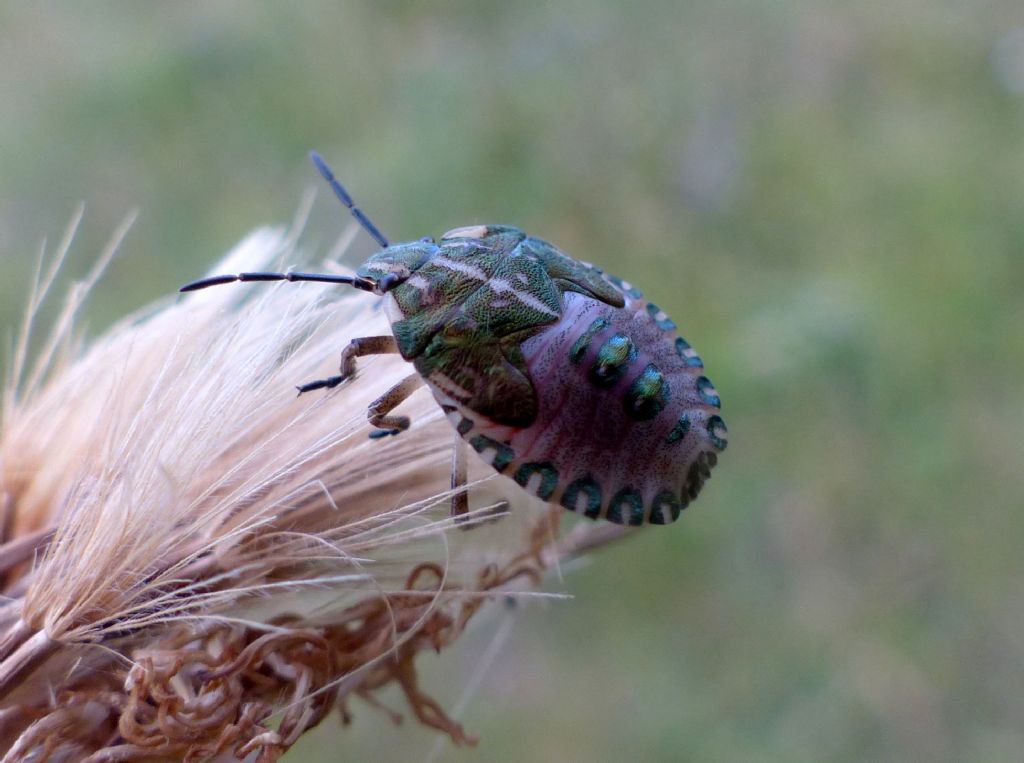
xmin=366 ymin=372 xmax=423 ymax=437
xmin=297 ymin=335 xmax=399 ymax=394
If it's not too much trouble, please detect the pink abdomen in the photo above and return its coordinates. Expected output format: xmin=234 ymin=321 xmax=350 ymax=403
xmin=473 ymin=291 xmax=726 ymax=525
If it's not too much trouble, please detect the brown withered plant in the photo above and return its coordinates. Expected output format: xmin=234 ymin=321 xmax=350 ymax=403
xmin=0 ymin=210 xmax=625 ymax=762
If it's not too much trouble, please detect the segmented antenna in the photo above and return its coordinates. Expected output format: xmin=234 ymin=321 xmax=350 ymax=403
xmin=180 ymin=271 xmax=376 ymax=293
xmin=179 ymin=153 xmax=392 ymax=294
xmin=309 ymin=151 xmax=390 ymax=248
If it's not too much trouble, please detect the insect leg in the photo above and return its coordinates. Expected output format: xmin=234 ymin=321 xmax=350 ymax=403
xmin=449 ymin=434 xmax=510 ymax=528
xmin=365 ymin=372 xmax=423 ymax=436
xmin=340 ymin=335 xmax=399 ymax=378
xmin=450 ymin=432 xmax=469 ymax=523
xmin=297 ymin=335 xmax=399 ymax=394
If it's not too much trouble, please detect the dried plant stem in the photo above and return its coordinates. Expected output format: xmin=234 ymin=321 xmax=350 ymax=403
xmin=0 ymin=527 xmax=54 ymax=579
xmin=0 ymin=629 xmax=59 ymax=699
xmin=0 ymin=221 xmax=629 ymax=760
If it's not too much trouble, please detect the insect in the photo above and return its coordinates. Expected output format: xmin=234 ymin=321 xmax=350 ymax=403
xmin=181 ymin=152 xmax=727 ymax=526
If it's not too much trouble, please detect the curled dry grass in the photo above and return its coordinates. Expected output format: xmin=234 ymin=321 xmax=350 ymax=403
xmin=0 ymin=211 xmax=626 ymax=761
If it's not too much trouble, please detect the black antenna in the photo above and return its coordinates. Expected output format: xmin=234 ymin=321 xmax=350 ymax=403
xmin=180 ymin=270 xmax=376 ymax=293
xmin=309 ymin=151 xmax=390 ymax=248
xmin=179 ymin=152 xmax=392 ymax=294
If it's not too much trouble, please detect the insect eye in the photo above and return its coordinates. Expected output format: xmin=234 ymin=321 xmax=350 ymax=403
xmin=376 ymin=272 xmax=401 ymax=292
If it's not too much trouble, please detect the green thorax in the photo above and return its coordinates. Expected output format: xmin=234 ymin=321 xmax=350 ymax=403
xmin=358 ymin=224 xmax=623 ymax=427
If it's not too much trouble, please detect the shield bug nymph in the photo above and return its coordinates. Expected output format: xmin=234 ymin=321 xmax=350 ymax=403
xmin=181 ymin=152 xmax=727 ymax=526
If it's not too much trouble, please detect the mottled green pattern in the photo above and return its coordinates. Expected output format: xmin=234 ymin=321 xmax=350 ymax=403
xmin=603 ymin=273 xmax=643 ymax=300
xmin=569 ymin=317 xmax=610 ymax=363
xmin=356 ymin=241 xmax=436 ymax=285
xmin=589 ymin=333 xmax=637 ymax=388
xmin=383 ymin=225 xmax=625 ymax=427
xmin=521 ymin=239 xmax=625 ymax=307
xmin=390 ymin=249 xmax=489 ymax=358
xmin=624 ymin=363 xmax=669 ymax=420
xmin=461 ymin=254 xmax=561 ymax=335
xmin=415 ymin=316 xmax=538 ymax=426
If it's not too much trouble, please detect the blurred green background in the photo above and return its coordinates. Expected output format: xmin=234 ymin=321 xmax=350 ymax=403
xmin=2 ymin=2 xmax=1023 ymax=761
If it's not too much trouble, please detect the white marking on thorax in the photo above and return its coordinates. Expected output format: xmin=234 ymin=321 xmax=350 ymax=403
xmin=372 ymin=261 xmax=409 ymax=274
xmin=406 ymin=273 xmax=432 ymax=294
xmin=442 ymin=225 xmax=489 ymax=240
xmin=433 ymin=256 xmax=488 ymax=281
xmin=487 ymin=278 xmax=559 ymax=318
xmin=384 ymin=293 xmax=405 ymax=323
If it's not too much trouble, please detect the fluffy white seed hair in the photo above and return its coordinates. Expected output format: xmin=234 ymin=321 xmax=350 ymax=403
xmin=0 ymin=213 xmax=624 ymax=761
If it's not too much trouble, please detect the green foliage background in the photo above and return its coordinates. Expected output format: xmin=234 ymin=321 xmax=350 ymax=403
xmin=2 ymin=3 xmax=1022 ymax=761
